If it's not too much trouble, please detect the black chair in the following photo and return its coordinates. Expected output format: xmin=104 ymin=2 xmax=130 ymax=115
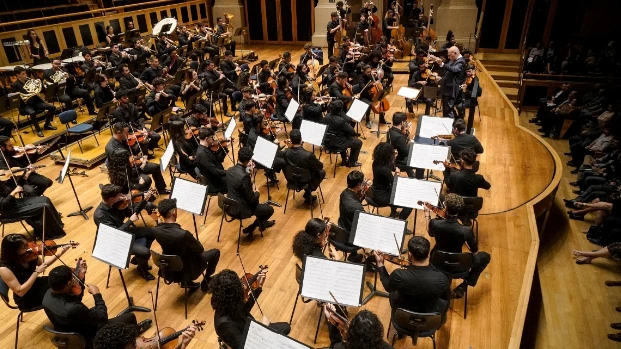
xmin=9 ymin=94 xmax=41 ymax=135
xmin=150 ymin=250 xmax=191 ymax=319
xmin=328 ymin=223 xmax=359 ymax=261
xmin=430 ymin=251 xmax=474 ymax=319
xmin=319 ymin=132 xmax=347 ymax=178
xmin=388 ymin=309 xmax=442 ymax=348
xmin=283 ymin=165 xmax=324 ymax=218
xmin=0 ymin=277 xmax=45 ymax=349
xmin=168 ymin=153 xmax=190 ymax=179
xmin=365 ymin=186 xmax=389 ymax=215
xmin=43 ymin=325 xmax=86 ymax=349
xmin=59 ymin=110 xmax=99 ymax=153
xmin=289 ymin=264 xmax=319 ymax=325
xmin=195 ymin=167 xmax=220 ymax=225
xmin=0 ymin=214 xmax=29 ymax=237
xmin=460 ymin=196 xmax=483 ymax=241
xmin=217 ymin=193 xmax=260 ymax=252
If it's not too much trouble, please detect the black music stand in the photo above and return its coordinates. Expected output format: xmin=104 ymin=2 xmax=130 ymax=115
xmin=423 ymin=85 xmax=440 ymax=115
xmin=57 ymin=152 xmax=92 ymax=220
xmin=372 ymin=89 xmax=391 ymax=137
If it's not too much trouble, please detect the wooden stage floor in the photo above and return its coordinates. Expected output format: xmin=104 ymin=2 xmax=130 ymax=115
xmin=0 ymin=45 xmax=560 ymax=349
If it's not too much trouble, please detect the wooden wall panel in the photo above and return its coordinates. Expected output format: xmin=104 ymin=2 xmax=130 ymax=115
xmin=245 ymin=0 xmax=314 ymax=44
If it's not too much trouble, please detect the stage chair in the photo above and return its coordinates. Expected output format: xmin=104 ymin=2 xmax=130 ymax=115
xmin=283 ymin=166 xmax=324 ymax=219
xmin=150 ymin=250 xmax=191 ymax=319
xmin=319 ymin=132 xmax=360 ymax=178
xmin=8 ymin=93 xmax=39 ymax=135
xmin=388 ymin=309 xmax=442 ymax=349
xmin=59 ymin=110 xmax=99 ymax=154
xmin=0 ymin=277 xmax=45 ymax=349
xmin=328 ymin=223 xmax=359 ymax=261
xmin=430 ymin=251 xmax=474 ymax=319
xmin=0 ymin=214 xmax=29 ymax=238
xmin=365 ymin=186 xmax=389 ymax=215
xmin=459 ymin=196 xmax=483 ymax=241
xmin=217 ymin=193 xmax=260 ymax=252
xmin=43 ymin=325 xmax=86 ymax=349
xmin=195 ymin=167 xmax=221 ymax=226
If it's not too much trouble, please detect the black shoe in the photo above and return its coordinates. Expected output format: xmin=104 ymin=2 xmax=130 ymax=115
xmin=158 ymin=189 xmax=171 ymax=195
xmin=130 ymin=257 xmax=152 ymax=270
xmin=379 ymin=119 xmax=390 ymax=125
xmin=564 ymin=152 xmax=571 ymax=156
xmin=541 ymin=134 xmax=550 ymax=138
xmin=528 ymin=118 xmax=538 ymax=123
xmin=537 ymin=128 xmax=545 ymax=133
xmin=570 ymin=169 xmax=579 ymax=174
xmin=137 ymin=319 xmax=153 ymax=335
xmin=147 ymin=154 xmax=156 ymax=160
xmin=608 ymin=333 xmax=621 ymax=342
xmin=568 ymin=212 xmax=584 ymax=221
xmin=36 ymin=131 xmax=44 ymax=137
xmin=201 ymin=278 xmax=209 ymax=291
xmin=405 ymin=229 xmax=413 ymax=235
xmin=304 ymin=195 xmax=318 ymax=203
xmin=572 ymin=189 xmax=582 ymax=195
xmin=453 ymin=282 xmax=468 ymax=299
xmin=137 ymin=267 xmax=155 ymax=281
xmin=348 ymin=161 xmax=362 ymax=167
xmin=243 ymin=225 xmax=256 ymax=235
xmin=181 ymin=281 xmax=200 ymax=289
xmin=44 ymin=124 xmax=57 ymax=130
xmin=259 ymin=220 xmax=276 ymax=231
xmin=563 ymin=199 xmax=576 ymax=209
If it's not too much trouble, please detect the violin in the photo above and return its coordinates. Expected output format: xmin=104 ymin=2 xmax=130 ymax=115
xmin=126 ymin=130 xmax=150 ymax=147
xmin=129 ymin=154 xmax=145 ymax=167
xmin=241 ymin=265 xmax=268 ymax=302
xmin=20 ymin=240 xmax=79 ymax=262
xmin=114 ymin=188 xmax=157 ymax=210
xmin=0 ymin=165 xmax=45 ymax=181
xmin=432 ymin=159 xmax=462 ymax=171
xmin=135 ymin=320 xmax=205 ymax=349
xmin=417 ymin=200 xmax=446 ymax=218
xmin=12 ymin=140 xmax=57 ymax=158
xmin=71 ymin=257 xmax=87 ymax=296
xmin=400 ymin=121 xmax=411 ymax=137
xmin=209 ymin=135 xmax=230 ymax=152
xmin=325 ymin=305 xmax=349 ymax=340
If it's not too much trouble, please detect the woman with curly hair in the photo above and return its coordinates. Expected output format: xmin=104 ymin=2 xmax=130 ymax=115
xmin=208 ymin=269 xmax=291 ymax=349
xmin=326 ymin=309 xmax=394 ymax=348
xmin=107 ymin=148 xmax=151 ymax=193
xmin=372 ymin=142 xmax=413 ymax=224
xmin=292 ymin=218 xmax=337 ymax=261
xmin=169 ymin=120 xmax=198 ymax=178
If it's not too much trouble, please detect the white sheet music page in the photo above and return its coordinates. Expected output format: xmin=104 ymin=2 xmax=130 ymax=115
xmin=92 ymin=224 xmax=133 ymax=269
xmin=252 ymin=136 xmax=278 ymax=169
xmin=171 ymin=177 xmax=208 ymax=215
xmin=408 ymin=143 xmax=450 ymax=171
xmin=59 ymin=150 xmax=71 ymax=184
xmin=346 ymin=98 xmax=370 ymax=123
xmin=301 ymin=256 xmax=364 ymax=307
xmin=285 ymin=99 xmax=299 ymax=122
xmin=160 ymin=140 xmax=175 ymax=172
xmin=300 ymin=119 xmax=327 ymax=146
xmin=352 ymin=212 xmax=405 ymax=256
xmin=418 ymin=115 xmax=455 ymax=139
xmin=397 ymin=86 xmax=421 ymax=99
xmin=391 ymin=177 xmax=442 ymax=210
xmin=225 ymin=117 xmax=237 ymax=140
xmin=244 ymin=320 xmax=310 ymax=349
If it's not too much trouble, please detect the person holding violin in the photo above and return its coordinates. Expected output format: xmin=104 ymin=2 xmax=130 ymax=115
xmin=209 ymin=269 xmax=291 ymax=349
xmin=328 ymin=309 xmax=394 ymax=349
xmin=456 ymin=64 xmax=483 ymax=119
xmin=291 ymin=64 xmax=310 ymax=93
xmin=107 ymin=149 xmax=155 ymax=200
xmin=338 ymin=170 xmax=369 ymax=263
xmin=277 ymin=52 xmax=296 ymax=80
xmin=242 ymin=100 xmax=261 ymax=136
xmin=170 ymin=121 xmax=198 ymax=179
xmin=444 ymin=149 xmax=490 ymax=197
xmin=371 ymin=142 xmax=414 ymax=224
xmin=373 ymin=236 xmax=451 ymax=320
xmin=255 ymin=60 xmax=275 ymax=96
xmin=322 ymin=56 xmax=340 ymax=87
xmin=359 ymin=65 xmax=385 ymax=128
xmin=442 ymin=119 xmax=484 ymax=161
xmin=327 ymin=12 xmax=341 ymax=60
xmin=186 ymin=103 xmax=219 ymax=131
xmin=94 ymin=74 xmax=116 ymax=109
xmin=386 ymin=112 xmax=424 ymax=179
xmin=0 ymin=135 xmax=54 ymax=196
xmin=407 ymin=58 xmax=436 ymax=115
xmin=323 ymin=100 xmax=363 ymax=167
xmin=428 ymin=194 xmax=491 ymax=299
xmin=275 ymin=76 xmax=302 ymax=129
xmin=0 ymin=234 xmax=73 ymax=310
xmin=115 ymin=89 xmax=162 ymax=156
xmin=195 ymin=128 xmax=229 ymax=195
xmin=280 ymin=129 xmax=325 ymax=202
xmin=153 ymin=199 xmax=221 ymax=291
xmin=43 ymin=265 xmax=153 ymax=345
xmin=301 ymin=87 xmax=327 ymax=124
xmin=329 ymin=72 xmax=354 ymax=106
xmin=238 ymin=86 xmax=255 ymax=123
xmin=93 ymin=183 xmax=156 ymax=281
xmin=93 ymin=322 xmax=196 ymax=349
xmin=379 ymin=44 xmax=395 ymax=88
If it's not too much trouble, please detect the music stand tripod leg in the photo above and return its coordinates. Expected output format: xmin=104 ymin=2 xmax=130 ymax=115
xmin=65 ymin=173 xmax=93 ymax=220
xmin=362 ymin=267 xmax=389 ymax=305
xmin=117 ymin=269 xmax=151 ymax=314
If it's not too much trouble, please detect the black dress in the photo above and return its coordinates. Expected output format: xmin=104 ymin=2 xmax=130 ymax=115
xmin=1 ymin=260 xmax=49 ymax=309
xmin=29 ymin=42 xmax=48 ymax=65
xmin=372 ymin=162 xmax=413 ymax=221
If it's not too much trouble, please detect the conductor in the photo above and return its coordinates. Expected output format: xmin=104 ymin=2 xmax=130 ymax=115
xmin=433 ymin=46 xmax=466 ymax=118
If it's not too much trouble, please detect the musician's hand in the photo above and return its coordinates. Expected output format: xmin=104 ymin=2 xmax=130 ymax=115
xmin=179 ymin=326 xmax=196 ymax=348
xmin=328 ymin=245 xmax=338 ymax=260
xmin=257 ymin=270 xmax=267 ymax=287
xmin=323 ymin=303 xmax=336 ymax=319
xmin=33 ymin=55 xmax=40 ymax=59
xmin=261 ymin=316 xmax=271 ymax=326
xmin=146 ymin=83 xmax=154 ymax=90
xmin=35 ymin=263 xmax=48 ymax=274
xmin=144 ymin=190 xmax=153 ymax=201
xmin=155 ymin=93 xmax=161 ymax=101
xmin=373 ymin=250 xmax=385 ymax=267
xmin=130 ymin=213 xmax=139 ymax=222
xmin=86 ymin=284 xmax=100 ymax=295
xmin=137 ymin=81 xmax=144 ymax=88
xmin=60 ymin=245 xmax=71 ymax=255
xmin=11 ymin=186 xmax=24 ymax=196
xmin=419 ymin=81 xmax=427 ymax=85
xmin=139 ymin=177 xmax=145 ymax=185
xmin=77 ymin=259 xmax=87 ymax=279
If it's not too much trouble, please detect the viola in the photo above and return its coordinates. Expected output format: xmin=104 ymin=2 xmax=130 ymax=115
xmin=209 ymin=136 xmax=230 ymax=152
xmin=241 ymin=265 xmax=268 ymax=302
xmin=341 ymin=83 xmax=354 ymax=108
xmin=12 ymin=137 xmax=59 ymax=158
xmin=417 ymin=200 xmax=446 ymax=219
xmin=135 ymin=320 xmax=205 ymax=349
xmin=20 ymin=240 xmax=79 ymax=262
xmin=129 ymin=155 xmax=144 ymax=167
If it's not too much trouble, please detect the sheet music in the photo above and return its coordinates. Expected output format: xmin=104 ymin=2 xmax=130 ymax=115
xmin=301 ymin=256 xmax=364 ymax=307
xmin=408 ymin=143 xmax=450 ymax=171
xmin=285 ymin=99 xmax=299 ymax=123
xmin=160 ymin=140 xmax=175 ymax=172
xmin=417 ymin=115 xmax=454 ymax=139
xmin=59 ymin=150 xmax=71 ymax=184
xmin=352 ymin=212 xmax=405 ymax=256
xmin=170 ymin=177 xmax=208 ymax=215
xmin=225 ymin=117 xmax=237 ymax=140
xmin=252 ymin=136 xmax=278 ymax=169
xmin=346 ymin=98 xmax=370 ymax=123
xmin=300 ymin=119 xmax=327 ymax=146
xmin=397 ymin=86 xmax=421 ymax=100
xmin=244 ymin=319 xmax=311 ymax=349
xmin=391 ymin=177 xmax=442 ymax=210
xmin=92 ymin=224 xmax=134 ymax=269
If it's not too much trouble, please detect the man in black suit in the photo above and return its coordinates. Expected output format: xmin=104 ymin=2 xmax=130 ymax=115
xmin=446 ymin=149 xmax=490 ymax=197
xmin=202 ymin=60 xmax=235 ymax=117
xmin=220 ymin=50 xmax=239 ymax=83
xmin=108 ymin=44 xmax=130 ymax=68
xmin=387 ymin=112 xmax=423 ymax=179
xmin=433 ymin=46 xmax=466 ymax=118
xmin=428 ymin=194 xmax=491 ymax=299
xmin=155 ymin=34 xmax=176 ymax=59
xmin=118 ymin=64 xmax=146 ymax=95
xmin=11 ymin=66 xmax=56 ymax=137
xmin=277 ymin=52 xmax=295 ymax=80
xmin=44 ymin=59 xmax=96 ymax=116
xmin=373 ymin=236 xmax=450 ymax=317
xmin=161 ymin=49 xmax=184 ymax=76
xmin=140 ymin=56 xmax=180 ymax=98
xmin=195 ymin=128 xmax=228 ymax=195
xmin=338 ymin=170 xmax=367 ymax=262
xmin=456 ymin=64 xmax=483 ymax=119
xmin=358 ymin=65 xmax=377 ymax=128
xmin=145 ymin=78 xmax=174 ymax=117
xmin=256 ymin=60 xmax=274 ymax=95
xmin=329 ymin=72 xmax=354 ymax=105
xmin=444 ymin=119 xmax=484 ymax=160
xmin=114 ymin=89 xmax=161 ymax=154
xmin=326 ymin=12 xmax=341 ymax=59
xmin=226 ymin=147 xmax=276 ymax=238
xmin=529 ymin=83 xmax=570 ymax=124
xmin=215 ymin=17 xmax=236 ymax=56
xmin=323 ymin=100 xmax=362 ymax=167
xmin=280 ymin=129 xmax=325 ymax=202
xmin=152 ymin=199 xmax=220 ymax=291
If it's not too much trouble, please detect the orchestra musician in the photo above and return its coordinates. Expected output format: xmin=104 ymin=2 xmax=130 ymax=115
xmin=238 ymin=87 xmax=254 ymax=130
xmin=118 ymin=64 xmax=146 ymax=95
xmin=11 ymin=66 xmax=55 ymax=138
xmin=195 ymin=22 xmax=220 ymax=59
xmin=280 ymin=129 xmax=325 ymax=202
xmin=441 ymin=119 xmax=484 ymax=160
xmin=301 ymin=87 xmax=327 ymax=124
xmin=358 ymin=65 xmax=382 ymax=128
xmin=106 ymin=148 xmax=154 ymax=195
xmin=26 ymin=29 xmax=49 ymax=65
xmin=329 ymin=310 xmax=394 ymax=349
xmin=202 ymin=59 xmax=236 ymax=117
xmin=275 ymin=76 xmax=300 ymax=128
xmin=115 ymin=89 xmax=161 ymax=154
xmin=0 ymin=234 xmax=72 ymax=310
xmin=93 ymin=183 xmax=156 ymax=281
xmin=329 ymin=71 xmax=353 ymax=105
xmin=152 ymin=198 xmax=221 ymax=290
xmin=299 ymin=43 xmax=320 ymax=66
xmin=180 ymin=69 xmax=201 ymax=104
xmin=372 ymin=236 xmax=451 ymax=320
xmin=291 ymin=63 xmax=310 ymax=92
xmin=339 ymin=44 xmax=356 ymax=79
xmin=322 ymin=56 xmax=340 ymax=87
xmin=277 ymin=52 xmax=295 ymax=80
xmin=382 ymin=9 xmax=399 ymax=39
xmin=456 ymin=64 xmax=483 ymax=119
xmin=43 ymin=265 xmax=153 ymax=344
xmin=93 ymin=74 xmax=115 ymax=109
xmin=225 ymin=147 xmax=276 ymax=238
xmin=323 ymin=100 xmax=362 ymax=167
xmin=432 ymin=46 xmax=466 ymax=118
xmin=428 ymin=194 xmax=491 ymax=299
xmin=0 ymin=136 xmax=54 ymax=196
xmin=371 ymin=142 xmax=413 ymax=223
xmin=156 ymin=33 xmax=176 ymax=59
xmin=337 ymin=170 xmax=367 ymax=263
xmin=129 ymin=39 xmax=151 ymax=61
xmin=407 ymin=58 xmax=436 ymax=115
xmin=169 ymin=121 xmax=197 ymax=178
xmin=379 ymin=44 xmax=395 ymax=88
xmin=44 ymin=59 xmax=96 ymax=116
xmin=146 ymin=77 xmax=174 ymax=116
xmin=256 ymin=60 xmax=275 ymax=95
xmin=81 ymin=52 xmax=104 ymax=74
xmin=209 ymin=269 xmax=291 ymax=349
xmin=105 ymin=122 xmax=170 ymax=194
xmin=327 ymin=12 xmax=341 ymax=59
xmin=215 ymin=16 xmax=236 ymax=56
xmin=140 ymin=56 xmax=181 ymax=98
xmin=440 ymin=30 xmax=456 ymax=51
xmin=162 ymin=48 xmax=184 ymax=76
xmin=195 ymin=128 xmax=229 ymax=195
xmin=444 ymin=149 xmax=490 ymax=197
xmin=220 ymin=50 xmax=240 ymax=83
xmin=108 ymin=44 xmax=131 ymax=67
xmin=357 ymin=13 xmax=371 ymax=45
xmin=177 ymin=25 xmax=205 ymax=61
xmin=105 ymin=25 xmax=116 ymax=46
xmin=93 ymin=322 xmax=196 ymax=349
xmin=387 ymin=112 xmax=424 ymax=179
xmin=242 ymin=101 xmax=260 ymax=138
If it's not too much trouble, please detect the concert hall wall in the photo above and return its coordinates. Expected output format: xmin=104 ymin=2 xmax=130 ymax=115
xmin=243 ymin=0 xmax=315 ymax=44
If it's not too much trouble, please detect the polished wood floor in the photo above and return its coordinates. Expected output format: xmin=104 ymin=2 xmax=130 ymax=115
xmin=0 ymin=45 xmax=560 ymax=348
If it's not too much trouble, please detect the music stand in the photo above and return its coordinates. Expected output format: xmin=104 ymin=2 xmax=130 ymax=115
xmin=372 ymin=89 xmax=391 ymax=137
xmin=423 ymin=85 xmax=439 ymax=115
xmin=57 ymin=151 xmax=93 ymax=220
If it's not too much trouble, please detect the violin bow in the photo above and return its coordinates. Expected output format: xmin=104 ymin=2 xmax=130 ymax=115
xmin=328 ymin=291 xmax=350 ymax=324
xmin=237 ymin=252 xmax=265 ymax=318
xmin=0 ymin=148 xmax=20 ymax=188
xmin=182 ymin=117 xmax=200 ymax=145
xmin=123 ymin=165 xmax=136 ymax=215
xmin=13 ymin=127 xmax=34 ymax=167
xmin=124 ymin=128 xmax=143 ymax=178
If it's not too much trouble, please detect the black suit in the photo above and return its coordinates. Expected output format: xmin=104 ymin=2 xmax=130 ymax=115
xmin=162 ymin=56 xmax=184 ymax=76
xmin=429 ymin=217 xmax=491 ymax=287
xmin=323 ymin=112 xmax=362 ymax=165
xmin=277 ymin=61 xmax=295 ymax=80
xmin=202 ymin=69 xmax=234 ymax=112
xmin=457 ymin=76 xmax=483 ymax=118
xmin=114 ymin=102 xmax=161 ymax=152
xmin=445 ymin=133 xmax=484 ymax=160
xmin=281 ymin=146 xmax=325 ymax=191
xmin=195 ymin=144 xmax=228 ymax=194
xmin=329 ymin=82 xmax=353 ymax=104
xmin=326 ymin=19 xmax=339 ymax=58
xmin=257 ymin=70 xmax=273 ymax=95
xmin=108 ymin=52 xmax=129 ymax=67
xmin=43 ymin=68 xmax=95 ymax=114
xmin=225 ymin=163 xmax=274 ymax=229
xmin=0 ymin=152 xmax=53 ymax=197
xmin=387 ymin=126 xmax=423 ymax=179
xmin=447 ymin=169 xmax=490 ymax=197
xmin=439 ymin=56 xmax=466 ymax=118
xmin=118 ymin=74 xmax=141 ymax=96
xmin=93 ymin=85 xmax=114 ymax=108
xmin=220 ymin=59 xmax=239 ymax=83
xmin=11 ymin=80 xmax=56 ymax=131
xmin=152 ymin=222 xmax=220 ymax=282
